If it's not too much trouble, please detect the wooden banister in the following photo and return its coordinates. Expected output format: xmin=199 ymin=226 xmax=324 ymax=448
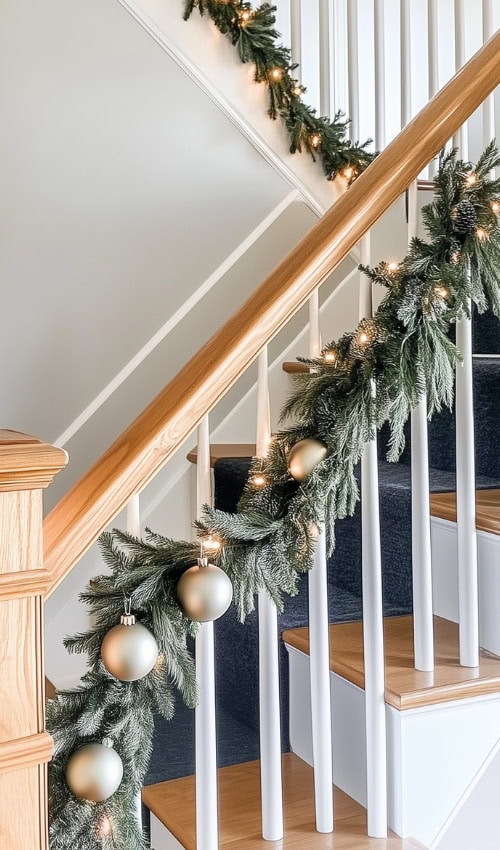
xmin=44 ymin=32 xmax=500 ymax=597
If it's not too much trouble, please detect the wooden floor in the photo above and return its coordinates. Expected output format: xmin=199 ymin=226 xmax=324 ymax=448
xmin=284 ymin=615 xmax=500 ymax=710
xmin=143 ymin=754 xmax=424 ymax=849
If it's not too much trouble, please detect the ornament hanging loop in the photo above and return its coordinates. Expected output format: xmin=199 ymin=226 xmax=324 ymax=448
xmin=198 ymin=540 xmax=209 ymax=568
xmin=121 ymin=595 xmax=135 ymax=626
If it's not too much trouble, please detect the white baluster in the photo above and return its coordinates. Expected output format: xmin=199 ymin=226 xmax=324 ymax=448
xmin=256 ymin=347 xmax=284 ymax=842
xmin=360 ymin=232 xmax=388 ymax=838
xmin=453 ymin=0 xmax=467 ymax=155
xmin=427 ymin=0 xmax=439 ymax=178
xmin=453 ymin=0 xmax=479 ymax=669
xmin=401 ymin=0 xmax=435 ymax=673
xmin=195 ymin=416 xmax=219 ymax=850
xmin=307 ymin=295 xmax=334 ymax=834
xmin=319 ymin=0 xmax=331 ymax=117
xmin=347 ymin=0 xmax=360 ymax=142
xmin=127 ymin=494 xmax=144 ymax=830
xmin=482 ymin=0 xmax=495 ymax=149
xmin=291 ymin=0 xmax=302 ymax=70
xmin=374 ymin=0 xmax=386 ymax=151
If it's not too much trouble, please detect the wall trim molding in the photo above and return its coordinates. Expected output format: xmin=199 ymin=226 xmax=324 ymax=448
xmin=54 ymin=190 xmax=300 ymax=450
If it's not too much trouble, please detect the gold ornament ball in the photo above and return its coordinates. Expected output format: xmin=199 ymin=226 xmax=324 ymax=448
xmin=66 ymin=739 xmax=123 ymax=802
xmin=288 ymin=438 xmax=328 ymax=482
xmin=101 ymin=616 xmax=158 ymax=682
xmin=177 ymin=559 xmax=233 ymax=622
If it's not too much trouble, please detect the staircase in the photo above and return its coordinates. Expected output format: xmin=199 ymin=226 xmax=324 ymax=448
xmin=1 ymin=3 xmax=500 ymax=850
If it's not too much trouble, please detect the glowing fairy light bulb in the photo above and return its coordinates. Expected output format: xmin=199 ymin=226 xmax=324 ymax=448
xmin=476 ymin=227 xmax=488 ymax=242
xmin=342 ymin=165 xmax=355 ymax=181
xmin=359 ymin=331 xmax=369 ymax=345
xmin=387 ymin=261 xmax=399 ymax=274
xmin=434 ymin=285 xmax=448 ymax=299
xmin=465 ymin=171 xmax=478 ymax=187
xmin=204 ymin=536 xmax=221 ymax=553
xmin=323 ymin=350 xmax=337 ymax=363
xmin=293 ymin=85 xmax=303 ymax=96
xmin=270 ymin=67 xmax=283 ymax=82
xmin=491 ymin=200 xmax=500 ymax=215
xmin=239 ymin=9 xmax=252 ymax=24
xmin=251 ymin=473 xmax=267 ymax=488
xmin=97 ymin=815 xmax=113 ymax=839
xmin=310 ymin=133 xmax=321 ymax=149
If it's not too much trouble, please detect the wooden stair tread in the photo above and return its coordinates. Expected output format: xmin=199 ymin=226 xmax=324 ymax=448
xmin=283 ymin=616 xmax=500 ymax=710
xmin=187 ymin=443 xmax=256 ymax=466
xmin=430 ymin=489 xmax=500 ymax=535
xmin=143 ymin=754 xmax=423 ymax=849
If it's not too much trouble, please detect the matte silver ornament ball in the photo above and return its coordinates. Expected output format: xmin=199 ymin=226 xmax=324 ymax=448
xmin=66 ymin=738 xmax=123 ymax=803
xmin=288 ymin=438 xmax=328 ymax=482
xmin=177 ymin=558 xmax=233 ymax=622
xmin=101 ymin=613 xmax=159 ymax=682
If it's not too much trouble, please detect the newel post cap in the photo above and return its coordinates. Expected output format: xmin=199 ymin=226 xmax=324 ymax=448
xmin=0 ymin=429 xmax=68 ymax=492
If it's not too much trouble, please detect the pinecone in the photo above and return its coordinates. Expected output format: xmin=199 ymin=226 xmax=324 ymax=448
xmin=451 ymin=199 xmax=477 ymax=235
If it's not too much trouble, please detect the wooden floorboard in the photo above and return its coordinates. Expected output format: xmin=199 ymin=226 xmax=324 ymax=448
xmin=430 ymin=488 xmax=500 ymax=535
xmin=143 ymin=754 xmax=424 ymax=849
xmin=283 ymin=616 xmax=500 ymax=710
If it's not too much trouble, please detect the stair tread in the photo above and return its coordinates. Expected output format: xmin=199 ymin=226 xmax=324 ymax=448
xmin=283 ymin=616 xmax=500 ymax=710
xmin=430 ymin=488 xmax=500 ymax=534
xmin=187 ymin=443 xmax=256 ymax=466
xmin=143 ymin=753 xmax=423 ymax=849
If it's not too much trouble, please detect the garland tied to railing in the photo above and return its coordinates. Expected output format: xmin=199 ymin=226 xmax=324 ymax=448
xmin=183 ymin=1 xmax=374 ymax=181
xmin=47 ymin=145 xmax=500 ymax=849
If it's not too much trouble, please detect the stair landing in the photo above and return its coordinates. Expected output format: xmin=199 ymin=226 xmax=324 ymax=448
xmin=283 ymin=615 xmax=500 ymax=710
xmin=143 ymin=754 xmax=424 ymax=849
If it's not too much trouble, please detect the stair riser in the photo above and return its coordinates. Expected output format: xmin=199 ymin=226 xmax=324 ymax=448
xmin=286 ymin=643 xmax=500 ymax=848
xmin=431 ymin=518 xmax=500 ymax=655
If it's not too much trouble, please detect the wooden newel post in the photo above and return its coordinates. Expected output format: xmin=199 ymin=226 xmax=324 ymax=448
xmin=0 ymin=430 xmax=67 ymax=850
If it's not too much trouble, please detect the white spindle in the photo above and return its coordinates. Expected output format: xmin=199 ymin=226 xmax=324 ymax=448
xmin=308 ymin=526 xmax=334 ymax=833
xmin=256 ymin=348 xmax=284 ymax=841
xmin=307 ymin=288 xmax=334 ymax=833
xmin=482 ymin=0 xmax=495 ymax=148
xmin=427 ymin=0 xmax=439 ymax=177
xmin=347 ymin=0 xmax=360 ymax=141
xmin=453 ymin=0 xmax=467 ymax=155
xmin=195 ymin=416 xmax=219 ymax=850
xmin=401 ymin=0 xmax=435 ymax=673
xmin=453 ymin=0 xmax=479 ymax=669
xmin=309 ymin=290 xmax=322 ymax=358
xmin=374 ymin=0 xmax=386 ymax=151
xmin=359 ymin=232 xmax=388 ymax=838
xmin=319 ymin=0 xmax=331 ymax=117
xmin=290 ymin=0 xmax=302 ymax=70
xmin=127 ymin=494 xmax=144 ymax=830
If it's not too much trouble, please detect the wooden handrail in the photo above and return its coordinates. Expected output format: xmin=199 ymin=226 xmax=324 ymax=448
xmin=44 ymin=32 xmax=500 ymax=597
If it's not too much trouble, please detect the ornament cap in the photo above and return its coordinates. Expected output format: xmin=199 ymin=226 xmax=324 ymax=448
xmin=120 ymin=613 xmax=136 ymax=626
xmin=102 ymin=738 xmax=114 ymax=749
xmin=197 ymin=556 xmax=209 ymax=568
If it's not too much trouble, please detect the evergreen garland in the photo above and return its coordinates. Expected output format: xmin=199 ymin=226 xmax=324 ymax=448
xmin=183 ymin=1 xmax=374 ymax=181
xmin=47 ymin=145 xmax=500 ymax=849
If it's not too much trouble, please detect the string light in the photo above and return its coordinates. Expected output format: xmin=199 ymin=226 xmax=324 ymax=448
xmin=434 ymin=285 xmax=448 ymax=300
xmin=310 ymin=133 xmax=321 ymax=149
xmin=292 ymin=85 xmax=303 ymax=97
xmin=238 ymin=9 xmax=252 ymax=25
xmin=203 ymin=535 xmax=222 ymax=553
xmin=341 ymin=165 xmax=356 ymax=181
xmin=358 ymin=331 xmax=369 ymax=345
xmin=387 ymin=261 xmax=399 ymax=274
xmin=251 ymin=473 xmax=267 ymax=487
xmin=269 ymin=67 xmax=283 ymax=82
xmin=323 ymin=349 xmax=337 ymax=364
xmin=97 ymin=814 xmax=113 ymax=839
xmin=491 ymin=200 xmax=500 ymax=215
xmin=465 ymin=171 xmax=478 ymax=187
xmin=476 ymin=227 xmax=489 ymax=242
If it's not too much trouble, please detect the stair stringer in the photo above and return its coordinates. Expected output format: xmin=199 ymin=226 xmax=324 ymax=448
xmin=429 ymin=735 xmax=500 ymax=850
xmin=115 ymin=0 xmax=341 ymax=217
xmin=285 ymin=643 xmax=500 ymax=848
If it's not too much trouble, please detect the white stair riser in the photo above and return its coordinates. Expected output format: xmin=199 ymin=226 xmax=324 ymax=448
xmin=150 ymin=813 xmax=185 ymax=850
xmin=286 ymin=644 xmax=500 ymax=847
xmin=431 ymin=518 xmax=500 ymax=655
